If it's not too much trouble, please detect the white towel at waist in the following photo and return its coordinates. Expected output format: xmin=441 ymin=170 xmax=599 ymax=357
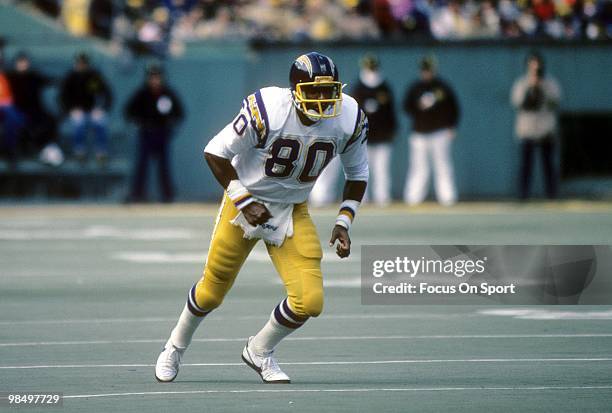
xmin=230 ymin=201 xmax=294 ymax=246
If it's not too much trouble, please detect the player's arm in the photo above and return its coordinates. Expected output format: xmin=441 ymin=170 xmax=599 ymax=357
xmin=329 ymin=180 xmax=366 ymax=258
xmin=203 ymin=97 xmax=272 ymax=226
xmin=204 ymin=153 xmax=271 ymax=226
xmin=329 ymin=110 xmax=369 ymax=259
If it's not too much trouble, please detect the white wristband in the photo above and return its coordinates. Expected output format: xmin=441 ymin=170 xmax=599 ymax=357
xmin=335 ymin=200 xmax=360 ymax=231
xmin=226 ymin=180 xmax=254 ymax=210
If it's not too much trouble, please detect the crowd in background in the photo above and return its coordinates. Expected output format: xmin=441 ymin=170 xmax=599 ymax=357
xmin=19 ymin=0 xmax=612 ymax=56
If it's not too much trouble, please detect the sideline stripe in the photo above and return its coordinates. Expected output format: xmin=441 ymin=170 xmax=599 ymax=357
xmin=3 ymin=358 xmax=612 ymax=370
xmin=0 ymin=313 xmax=478 ymax=326
xmin=63 ymin=386 xmax=612 ymax=399
xmin=2 ymin=334 xmax=612 ymax=347
xmin=111 ymin=250 xmax=354 ymax=264
xmin=478 ymin=308 xmax=612 ymax=320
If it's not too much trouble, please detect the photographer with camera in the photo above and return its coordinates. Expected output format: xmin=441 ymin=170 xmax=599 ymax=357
xmin=511 ymin=51 xmax=561 ymax=200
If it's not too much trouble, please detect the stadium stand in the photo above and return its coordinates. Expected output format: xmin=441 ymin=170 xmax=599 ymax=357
xmin=21 ymin=0 xmax=612 ymax=47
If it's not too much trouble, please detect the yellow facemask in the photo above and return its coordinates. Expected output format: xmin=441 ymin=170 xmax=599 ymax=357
xmin=293 ymin=76 xmax=344 ymax=119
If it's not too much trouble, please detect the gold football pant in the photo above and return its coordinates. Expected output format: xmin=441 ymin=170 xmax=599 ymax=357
xmin=188 ymin=194 xmax=323 ymax=322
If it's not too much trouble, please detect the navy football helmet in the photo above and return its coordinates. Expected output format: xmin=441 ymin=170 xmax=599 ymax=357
xmin=289 ymin=52 xmax=343 ymax=120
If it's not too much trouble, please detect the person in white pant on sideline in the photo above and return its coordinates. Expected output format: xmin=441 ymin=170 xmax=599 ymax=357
xmin=403 ymin=56 xmax=460 ymax=206
xmin=309 ymin=157 xmax=342 ymax=207
xmin=352 ymin=54 xmax=397 ymax=206
xmin=310 ymin=54 xmax=397 ymax=208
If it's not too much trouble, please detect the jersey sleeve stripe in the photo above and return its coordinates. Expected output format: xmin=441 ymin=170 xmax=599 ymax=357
xmin=250 ymin=90 xmax=270 ymax=148
xmin=242 ymin=98 xmax=252 ymax=118
xmin=360 ymin=116 xmax=369 ymax=143
xmin=341 ymin=108 xmax=365 ymax=153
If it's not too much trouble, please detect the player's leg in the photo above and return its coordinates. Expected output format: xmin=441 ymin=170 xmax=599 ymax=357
xmin=91 ymin=108 xmax=109 ymax=161
xmin=431 ymin=129 xmax=457 ymax=206
xmin=540 ymin=136 xmax=557 ymax=199
xmin=366 ymin=144 xmax=378 ymax=205
xmin=69 ymin=109 xmax=87 ymax=159
xmin=128 ymin=129 xmax=150 ymax=202
xmin=519 ymin=139 xmax=535 ymax=200
xmin=405 ymin=133 xmax=430 ymax=204
xmin=156 ymin=194 xmax=257 ymax=382
xmin=242 ymin=202 xmax=323 ymax=383
xmin=155 ymin=130 xmax=174 ymax=202
xmin=372 ymin=143 xmax=392 ymax=206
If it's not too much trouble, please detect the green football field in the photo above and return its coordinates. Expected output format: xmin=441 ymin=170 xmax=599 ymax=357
xmin=1 ymin=202 xmax=611 ymax=412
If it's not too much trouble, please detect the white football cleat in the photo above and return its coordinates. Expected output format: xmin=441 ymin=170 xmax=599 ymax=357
xmin=155 ymin=339 xmax=185 ymax=382
xmin=241 ymin=337 xmax=291 ymax=384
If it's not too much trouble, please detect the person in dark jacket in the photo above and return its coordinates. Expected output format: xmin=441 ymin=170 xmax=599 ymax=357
xmin=352 ymin=54 xmax=396 ymax=206
xmin=6 ymin=52 xmax=59 ymax=158
xmin=403 ymin=56 xmax=459 ymax=206
xmin=124 ymin=64 xmax=184 ymax=203
xmin=59 ymin=52 xmax=113 ymax=163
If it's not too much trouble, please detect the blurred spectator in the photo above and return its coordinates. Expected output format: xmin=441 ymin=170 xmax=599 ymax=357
xmin=430 ymin=0 xmax=471 ymax=39
xmin=511 ymin=51 xmax=561 ymax=200
xmin=0 ymin=65 xmax=24 ymax=164
xmin=124 ymin=64 xmax=184 ymax=203
xmin=391 ymin=0 xmax=431 ymax=37
xmin=351 ymin=54 xmax=396 ymax=206
xmin=469 ymin=0 xmax=501 ymax=38
xmin=373 ymin=0 xmax=398 ymax=36
xmin=338 ymin=4 xmax=381 ymax=40
xmin=517 ymin=6 xmax=539 ymax=36
xmin=89 ymin=0 xmax=115 ymax=40
xmin=403 ymin=56 xmax=459 ymax=206
xmin=59 ymin=52 xmax=113 ymax=164
xmin=61 ymin=0 xmax=91 ymax=36
xmin=32 ymin=0 xmax=61 ymax=18
xmin=6 ymin=52 xmax=60 ymax=161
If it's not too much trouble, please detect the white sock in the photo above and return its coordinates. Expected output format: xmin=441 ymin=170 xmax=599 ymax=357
xmin=170 ymin=304 xmax=205 ymax=349
xmin=251 ymin=298 xmax=308 ymax=355
xmin=251 ymin=317 xmax=294 ymax=355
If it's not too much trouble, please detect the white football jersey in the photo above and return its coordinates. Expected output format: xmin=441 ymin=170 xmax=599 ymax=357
xmin=205 ymin=86 xmax=369 ymax=204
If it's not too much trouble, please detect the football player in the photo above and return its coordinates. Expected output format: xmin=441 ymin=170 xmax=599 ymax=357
xmin=155 ymin=52 xmax=369 ymax=384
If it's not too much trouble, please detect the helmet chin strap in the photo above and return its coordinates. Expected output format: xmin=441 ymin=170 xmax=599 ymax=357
xmin=304 ymin=108 xmax=322 ymax=122
xmin=292 ymin=91 xmax=320 ymax=123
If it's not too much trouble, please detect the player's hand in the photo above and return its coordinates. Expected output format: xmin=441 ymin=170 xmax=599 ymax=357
xmin=242 ymin=202 xmax=272 ymax=226
xmin=329 ymin=225 xmax=351 ymax=258
xmin=527 ymin=71 xmax=539 ymax=87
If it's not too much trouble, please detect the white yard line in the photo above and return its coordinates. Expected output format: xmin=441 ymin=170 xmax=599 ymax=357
xmin=478 ymin=308 xmax=612 ymax=320
xmin=0 ymin=313 xmax=474 ymax=326
xmin=112 ymin=250 xmax=354 ymax=264
xmin=62 ymin=385 xmax=612 ymax=399
xmin=3 ymin=358 xmax=612 ymax=370
xmin=0 ymin=226 xmax=195 ymax=241
xmin=2 ymin=334 xmax=612 ymax=347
